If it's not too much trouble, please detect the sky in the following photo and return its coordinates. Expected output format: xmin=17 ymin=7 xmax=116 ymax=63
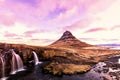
xmin=0 ymin=0 xmax=120 ymax=46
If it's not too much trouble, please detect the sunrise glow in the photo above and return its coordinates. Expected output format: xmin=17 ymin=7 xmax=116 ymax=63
xmin=0 ymin=0 xmax=120 ymax=46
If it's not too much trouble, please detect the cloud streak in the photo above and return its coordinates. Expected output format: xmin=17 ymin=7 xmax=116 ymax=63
xmin=23 ymin=30 xmax=41 ymax=37
xmin=85 ymin=28 xmax=106 ymax=33
xmin=4 ymin=32 xmax=18 ymax=37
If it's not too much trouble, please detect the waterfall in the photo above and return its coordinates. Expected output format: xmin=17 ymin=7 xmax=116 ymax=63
xmin=32 ymin=51 xmax=41 ymax=65
xmin=11 ymin=49 xmax=24 ymax=74
xmin=118 ymin=58 xmax=120 ymax=64
xmin=0 ymin=56 xmax=5 ymax=78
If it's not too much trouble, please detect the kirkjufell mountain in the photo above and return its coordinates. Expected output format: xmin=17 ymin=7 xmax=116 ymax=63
xmin=49 ymin=31 xmax=92 ymax=48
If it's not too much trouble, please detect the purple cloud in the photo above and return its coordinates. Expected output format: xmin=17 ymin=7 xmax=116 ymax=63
xmin=23 ymin=29 xmax=44 ymax=37
xmin=0 ymin=0 xmax=117 ymax=46
xmin=61 ymin=18 xmax=92 ymax=32
xmin=85 ymin=28 xmax=106 ymax=33
xmin=47 ymin=7 xmax=67 ymax=19
xmin=10 ymin=0 xmax=38 ymax=7
xmin=4 ymin=32 xmax=18 ymax=37
xmin=0 ymin=0 xmax=113 ymax=27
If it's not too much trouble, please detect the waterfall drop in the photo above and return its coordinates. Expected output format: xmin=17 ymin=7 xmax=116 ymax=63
xmin=11 ymin=49 xmax=24 ymax=74
xmin=118 ymin=58 xmax=120 ymax=64
xmin=32 ymin=51 xmax=41 ymax=65
xmin=0 ymin=56 xmax=5 ymax=78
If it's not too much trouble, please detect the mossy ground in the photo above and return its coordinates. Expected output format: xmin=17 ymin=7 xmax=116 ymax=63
xmin=44 ymin=62 xmax=91 ymax=75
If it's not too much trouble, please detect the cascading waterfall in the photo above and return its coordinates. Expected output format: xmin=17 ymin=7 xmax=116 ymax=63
xmin=11 ymin=49 xmax=24 ymax=74
xmin=32 ymin=51 xmax=41 ymax=65
xmin=118 ymin=58 xmax=120 ymax=64
xmin=0 ymin=56 xmax=5 ymax=78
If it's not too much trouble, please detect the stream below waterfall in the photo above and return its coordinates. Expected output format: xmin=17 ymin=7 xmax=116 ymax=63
xmin=0 ymin=50 xmax=120 ymax=80
xmin=5 ymin=56 xmax=120 ymax=80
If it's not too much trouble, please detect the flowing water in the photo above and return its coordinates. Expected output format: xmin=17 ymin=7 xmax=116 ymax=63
xmin=11 ymin=49 xmax=24 ymax=74
xmin=118 ymin=59 xmax=120 ymax=64
xmin=7 ymin=55 xmax=120 ymax=80
xmin=0 ymin=50 xmax=120 ymax=80
xmin=33 ymin=51 xmax=42 ymax=65
xmin=0 ymin=56 xmax=5 ymax=78
xmin=6 ymin=61 xmax=120 ymax=80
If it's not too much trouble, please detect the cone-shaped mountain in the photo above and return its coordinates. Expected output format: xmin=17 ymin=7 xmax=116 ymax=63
xmin=49 ymin=31 xmax=92 ymax=48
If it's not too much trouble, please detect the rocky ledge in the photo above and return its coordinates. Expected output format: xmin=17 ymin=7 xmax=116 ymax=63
xmin=44 ymin=62 xmax=91 ymax=75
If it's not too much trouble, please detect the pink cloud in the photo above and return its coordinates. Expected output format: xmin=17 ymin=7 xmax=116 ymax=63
xmin=45 ymin=0 xmax=115 ymax=33
xmin=23 ymin=30 xmax=43 ymax=37
xmin=85 ymin=28 xmax=106 ymax=33
xmin=111 ymin=25 xmax=120 ymax=30
xmin=30 ymin=38 xmax=54 ymax=43
xmin=80 ymin=38 xmax=97 ymax=41
xmin=0 ymin=0 xmax=119 ymax=46
xmin=13 ymin=37 xmax=22 ymax=40
xmin=4 ymin=32 xmax=18 ymax=37
xmin=24 ymin=30 xmax=39 ymax=34
xmin=0 ymin=0 xmax=115 ymax=27
xmin=63 ymin=18 xmax=93 ymax=31
xmin=87 ymin=0 xmax=115 ymax=15
xmin=30 ymin=38 xmax=40 ymax=41
xmin=0 ymin=11 xmax=16 ymax=26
